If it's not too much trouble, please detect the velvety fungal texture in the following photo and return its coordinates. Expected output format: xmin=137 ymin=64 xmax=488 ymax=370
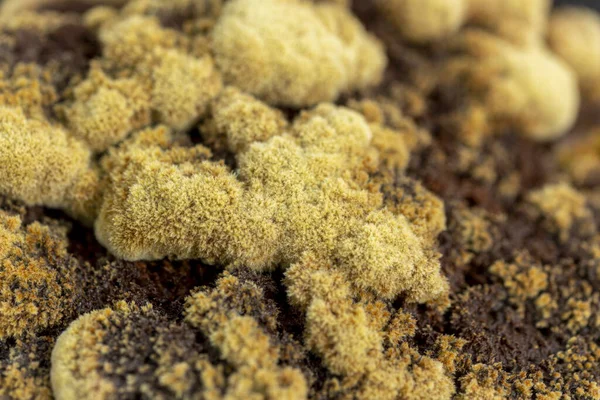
xmin=0 ymin=107 xmax=93 ymax=211
xmin=94 ymin=105 xmax=448 ymax=303
xmin=376 ymin=0 xmax=467 ymax=43
xmin=549 ymin=6 xmax=600 ymax=100
xmin=0 ymin=0 xmax=600 ymax=399
xmin=212 ymin=0 xmax=386 ymax=107
xmin=441 ymin=29 xmax=579 ymax=141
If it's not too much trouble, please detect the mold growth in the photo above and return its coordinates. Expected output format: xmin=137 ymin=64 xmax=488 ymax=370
xmin=0 ymin=210 xmax=79 ymax=339
xmin=94 ymin=105 xmax=448 ymax=303
xmin=0 ymin=1 xmax=599 ymax=399
xmin=212 ymin=0 xmax=386 ymax=107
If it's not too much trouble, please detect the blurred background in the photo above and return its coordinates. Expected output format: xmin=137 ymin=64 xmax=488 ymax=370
xmin=0 ymin=0 xmax=598 ymax=10
xmin=556 ymin=0 xmax=600 ymax=8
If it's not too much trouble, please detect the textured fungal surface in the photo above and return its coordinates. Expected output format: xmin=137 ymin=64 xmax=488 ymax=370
xmin=212 ymin=0 xmax=386 ymax=107
xmin=0 ymin=0 xmax=600 ymax=399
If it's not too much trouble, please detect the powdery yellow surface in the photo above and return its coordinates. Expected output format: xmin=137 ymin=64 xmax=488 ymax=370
xmin=203 ymin=87 xmax=288 ymax=153
xmin=377 ymin=0 xmax=467 ymax=43
xmin=58 ymin=65 xmax=151 ymax=152
xmin=0 ymin=64 xmax=58 ymax=120
xmin=372 ymin=0 xmax=580 ymax=142
xmin=212 ymin=0 xmax=386 ymax=107
xmin=0 ymin=107 xmax=98 ymax=221
xmin=527 ymin=183 xmax=593 ymax=241
xmin=444 ymin=30 xmax=579 ymax=141
xmin=95 ymin=105 xmax=447 ymax=303
xmin=467 ymin=0 xmax=551 ymax=46
xmin=185 ymin=274 xmax=308 ymax=400
xmin=549 ymin=7 xmax=600 ymax=100
xmin=52 ymin=278 xmax=308 ymax=400
xmin=378 ymin=0 xmax=550 ymax=45
xmin=284 ymin=255 xmax=454 ymax=400
xmin=99 ymin=15 xmax=223 ymax=130
xmin=51 ymin=307 xmax=119 ymax=400
xmin=0 ymin=211 xmax=77 ymax=340
xmin=0 ymin=340 xmax=54 ymax=400
xmin=1 ymin=2 xmax=599 ymax=400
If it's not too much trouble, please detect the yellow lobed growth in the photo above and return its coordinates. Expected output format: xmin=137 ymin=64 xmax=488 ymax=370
xmin=0 ymin=107 xmax=99 ymax=222
xmin=448 ymin=205 xmax=494 ymax=255
xmin=184 ymin=274 xmax=308 ymax=400
xmin=558 ymin=128 xmax=600 ymax=186
xmin=212 ymin=0 xmax=386 ymax=107
xmin=527 ymin=183 xmax=594 ymax=241
xmin=58 ymin=65 xmax=152 ymax=152
xmin=444 ymin=30 xmax=579 ymax=141
xmin=0 ymin=0 xmax=127 ymax=17
xmin=96 ymin=105 xmax=447 ymax=303
xmin=98 ymin=15 xmax=223 ymax=130
xmin=51 ymin=302 xmax=209 ymax=400
xmin=152 ymin=51 xmax=222 ymax=129
xmin=0 ymin=211 xmax=78 ymax=340
xmin=51 ymin=299 xmax=301 ymax=400
xmin=549 ymin=7 xmax=600 ymax=101
xmin=377 ymin=0 xmax=467 ymax=43
xmin=378 ymin=174 xmax=447 ymax=243
xmin=0 ymin=338 xmax=54 ymax=400
xmin=211 ymin=316 xmax=308 ymax=399
xmin=489 ymin=253 xmax=548 ymax=315
xmin=334 ymin=210 xmax=446 ymax=301
xmin=368 ymin=124 xmax=412 ymax=171
xmin=184 ymin=272 xmax=280 ymax=334
xmin=285 ymin=256 xmax=454 ymax=400
xmin=50 ymin=305 xmax=128 ymax=400
xmin=99 ymin=15 xmax=184 ymax=67
xmin=0 ymin=64 xmax=58 ymax=121
xmin=51 ymin=297 xmax=304 ymax=400
xmin=94 ymin=125 xmax=276 ymax=265
xmin=291 ymin=264 xmax=383 ymax=377
xmin=378 ymin=0 xmax=551 ymax=46
xmin=348 ymin=97 xmax=432 ymax=165
xmin=203 ymin=87 xmax=289 ymax=153
xmin=456 ymin=364 xmax=511 ymax=400
xmin=466 ymin=0 xmax=551 ymax=46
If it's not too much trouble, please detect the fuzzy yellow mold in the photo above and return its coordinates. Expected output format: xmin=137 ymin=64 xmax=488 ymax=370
xmin=203 ymin=87 xmax=288 ymax=153
xmin=467 ymin=0 xmax=551 ymax=46
xmin=185 ymin=274 xmax=308 ymax=400
xmin=212 ymin=0 xmax=386 ymax=107
xmin=59 ymin=66 xmax=151 ymax=152
xmin=99 ymin=15 xmax=223 ymax=130
xmin=378 ymin=0 xmax=551 ymax=46
xmin=377 ymin=0 xmax=467 ymax=43
xmin=0 ymin=107 xmax=98 ymax=219
xmin=549 ymin=7 xmax=600 ymax=100
xmin=95 ymin=105 xmax=447 ymax=303
xmin=527 ymin=183 xmax=593 ymax=241
xmin=0 ymin=211 xmax=78 ymax=340
xmin=285 ymin=256 xmax=454 ymax=400
xmin=444 ymin=30 xmax=579 ymax=141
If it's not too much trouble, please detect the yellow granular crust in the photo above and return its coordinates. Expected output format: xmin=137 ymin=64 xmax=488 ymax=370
xmin=0 ymin=211 xmax=78 ymax=339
